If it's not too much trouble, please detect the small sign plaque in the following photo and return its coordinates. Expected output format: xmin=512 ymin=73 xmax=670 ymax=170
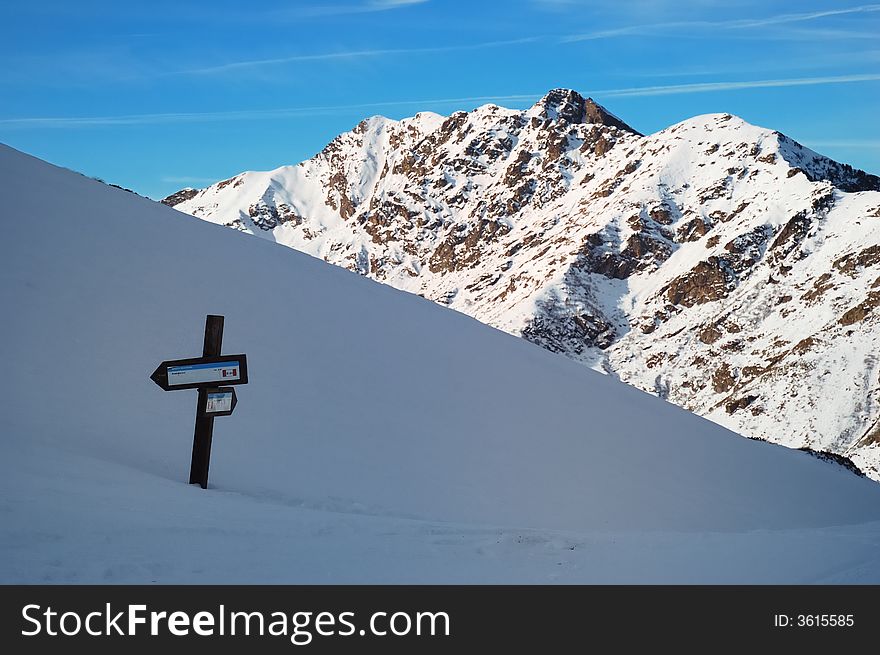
xmin=206 ymin=390 xmax=233 ymax=413
xmin=168 ymin=360 xmax=241 ymax=387
xmin=204 ymin=388 xmax=237 ymax=417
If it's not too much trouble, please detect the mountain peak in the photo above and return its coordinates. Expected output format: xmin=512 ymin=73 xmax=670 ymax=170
xmin=532 ymin=88 xmax=640 ymax=134
xmin=167 ymin=94 xmax=880 ymax=480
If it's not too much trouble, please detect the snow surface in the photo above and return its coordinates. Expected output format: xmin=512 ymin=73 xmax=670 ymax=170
xmin=3 ymin=143 xmax=880 ymax=583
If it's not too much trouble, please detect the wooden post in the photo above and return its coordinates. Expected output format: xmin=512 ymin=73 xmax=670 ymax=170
xmin=189 ymin=315 xmax=224 ymax=488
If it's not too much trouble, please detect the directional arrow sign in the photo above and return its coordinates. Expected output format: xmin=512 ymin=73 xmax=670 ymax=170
xmin=204 ymin=387 xmax=237 ymax=417
xmin=152 ymin=315 xmax=248 ymax=490
xmin=150 ymin=354 xmax=248 ymax=391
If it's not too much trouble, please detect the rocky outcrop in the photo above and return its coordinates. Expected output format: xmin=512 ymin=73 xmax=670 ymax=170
xmin=537 ymin=88 xmax=641 ymax=135
xmin=664 ymin=258 xmax=735 ymax=307
xmin=247 ymin=201 xmax=302 ymax=231
xmin=161 ymin=188 xmax=199 ymax=207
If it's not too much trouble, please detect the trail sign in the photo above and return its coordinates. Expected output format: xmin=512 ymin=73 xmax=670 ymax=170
xmin=151 ymin=354 xmax=248 ymax=391
xmin=150 ymin=315 xmax=248 ymax=489
xmin=205 ymin=387 xmax=237 ymax=417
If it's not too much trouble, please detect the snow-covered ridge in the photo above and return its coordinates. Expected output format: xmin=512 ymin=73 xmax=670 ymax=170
xmin=5 ymin=142 xmax=880 ymax=583
xmin=167 ymin=88 xmax=880 ymax=480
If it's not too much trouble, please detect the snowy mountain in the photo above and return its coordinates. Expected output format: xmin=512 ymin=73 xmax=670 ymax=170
xmin=165 ymin=89 xmax=880 ymax=480
xmin=4 ymin=142 xmax=880 ymax=583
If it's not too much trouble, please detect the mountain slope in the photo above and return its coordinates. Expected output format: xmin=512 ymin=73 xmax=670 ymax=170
xmin=167 ymin=89 xmax=880 ymax=479
xmin=4 ymin=143 xmax=880 ymax=583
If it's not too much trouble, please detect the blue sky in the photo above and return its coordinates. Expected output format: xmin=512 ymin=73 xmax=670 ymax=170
xmin=1 ymin=0 xmax=878 ymax=199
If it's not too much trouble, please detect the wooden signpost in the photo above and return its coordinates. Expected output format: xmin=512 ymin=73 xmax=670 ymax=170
xmin=150 ymin=315 xmax=248 ymax=489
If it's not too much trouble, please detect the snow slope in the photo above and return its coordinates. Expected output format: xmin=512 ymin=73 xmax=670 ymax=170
xmin=3 ymin=143 xmax=880 ymax=583
xmin=168 ymin=89 xmax=880 ymax=479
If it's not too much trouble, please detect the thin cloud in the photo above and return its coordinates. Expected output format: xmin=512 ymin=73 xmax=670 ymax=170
xmin=564 ymin=3 xmax=880 ymax=41
xmin=2 ymin=73 xmax=878 ymax=129
xmin=801 ymin=140 xmax=880 ymax=149
xmin=172 ymin=37 xmax=541 ymax=76
xmin=760 ymin=27 xmax=880 ymax=40
xmin=0 ymin=94 xmax=539 ymax=129
xmin=271 ymin=0 xmax=428 ymax=18
xmin=729 ymin=4 xmax=880 ymax=27
xmin=161 ymin=175 xmax=222 ymax=185
xmin=370 ymin=0 xmax=428 ymax=6
xmin=531 ymin=0 xmax=578 ymax=7
xmin=627 ymin=49 xmax=880 ymax=78
xmin=594 ymin=73 xmax=880 ymax=97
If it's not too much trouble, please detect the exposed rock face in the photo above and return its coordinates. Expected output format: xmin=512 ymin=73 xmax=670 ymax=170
xmin=839 ymin=291 xmax=880 ymax=326
xmin=537 ymin=88 xmax=641 ymax=135
xmin=161 ymin=188 xmax=198 ymax=207
xmin=167 ymin=89 xmax=880 ymax=480
xmin=664 ymin=258 xmax=735 ymax=307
